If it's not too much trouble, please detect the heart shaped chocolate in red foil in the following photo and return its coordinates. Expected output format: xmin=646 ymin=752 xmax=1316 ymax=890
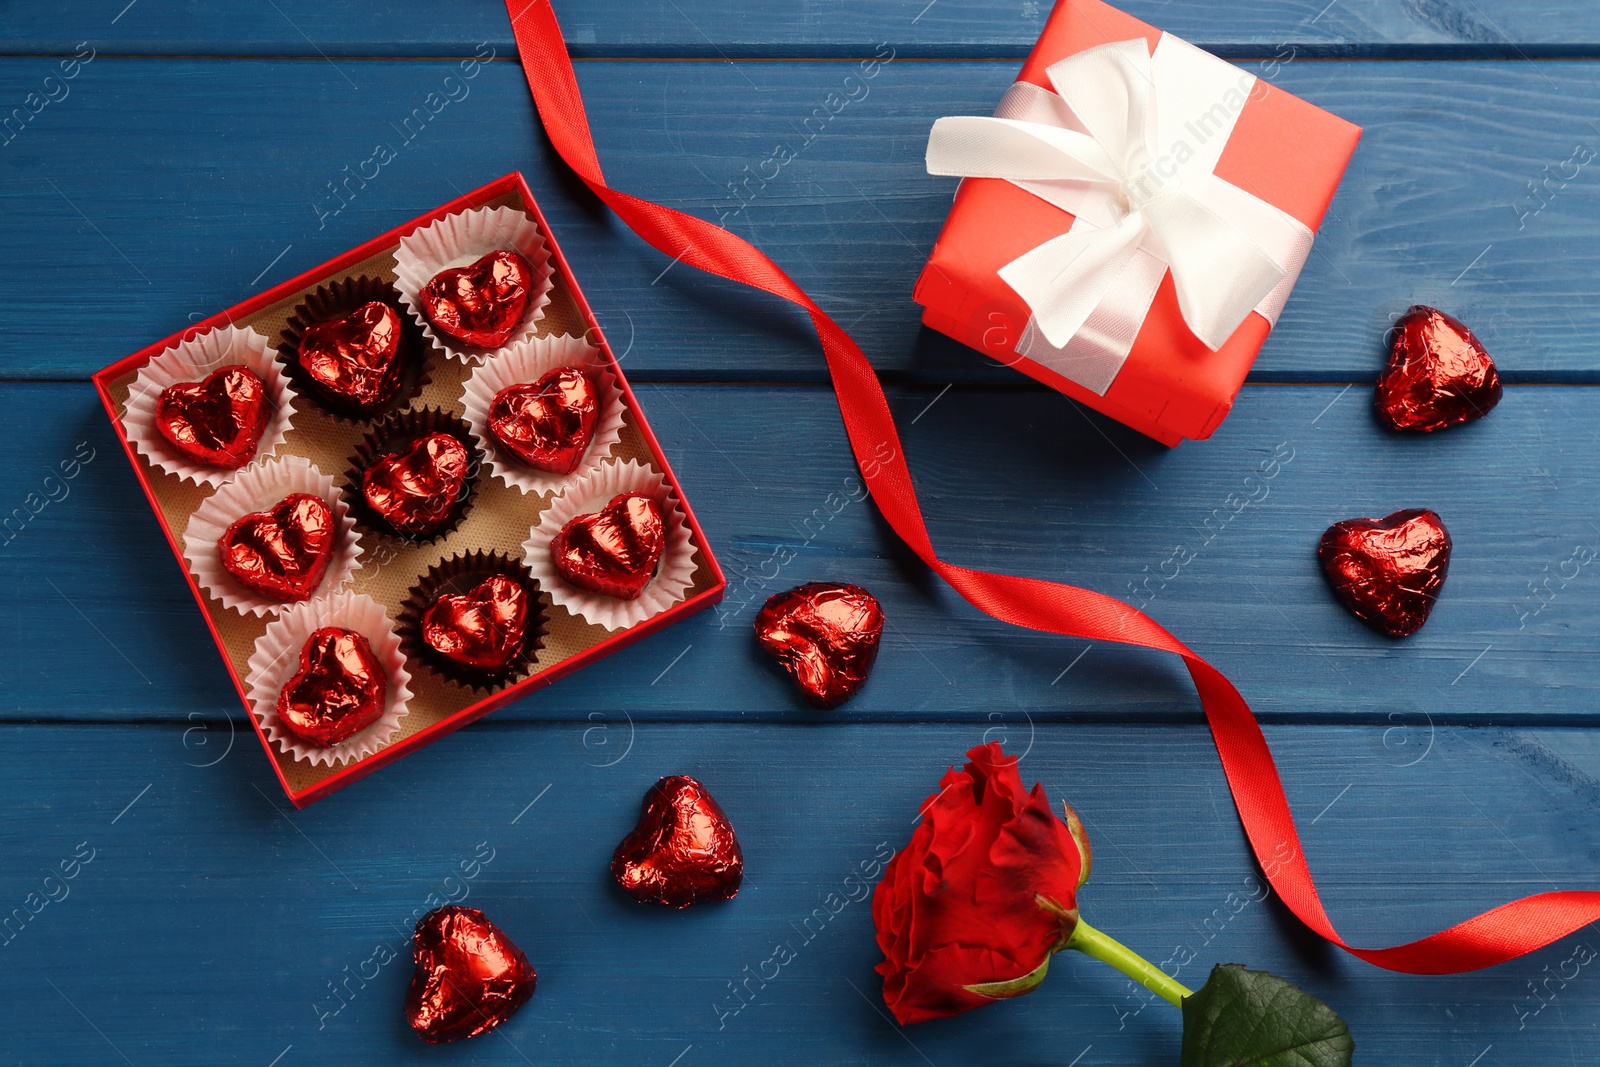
xmin=549 ymin=492 xmax=664 ymax=600
xmin=488 ymin=367 xmax=599 ymax=474
xmin=275 ymin=626 xmax=387 ymax=747
xmin=419 ymin=250 xmax=535 ymax=349
xmin=405 ymin=905 xmax=536 ymax=1044
xmin=1319 ymin=508 xmax=1451 ymax=638
xmin=361 ymin=432 xmax=471 ymax=537
xmin=1375 ymin=306 xmax=1502 ymax=432
xmin=422 ymin=575 xmax=530 ymax=672
xmin=218 ymin=493 xmax=336 ymax=601
xmin=755 ymin=582 xmax=884 ymax=708
xmin=155 ymin=364 xmax=270 ymax=468
xmin=611 ymin=776 xmax=743 ymax=908
xmin=297 ymin=301 xmax=407 ymax=415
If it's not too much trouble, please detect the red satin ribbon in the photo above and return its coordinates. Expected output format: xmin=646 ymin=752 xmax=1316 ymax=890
xmin=505 ymin=0 xmax=1597 ymax=974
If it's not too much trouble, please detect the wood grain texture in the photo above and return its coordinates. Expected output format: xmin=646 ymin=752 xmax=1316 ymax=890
xmin=9 ymin=380 xmax=1599 ymax=725
xmin=6 ymin=5 xmax=1600 ymax=1064
xmin=1 ymin=58 xmax=1598 ymax=383
xmin=1 ymin=722 xmax=1597 ymax=1064
xmin=5 ymin=0 xmax=1600 ymax=57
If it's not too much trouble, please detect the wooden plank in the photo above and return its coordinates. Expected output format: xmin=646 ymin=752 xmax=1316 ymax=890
xmin=0 ymin=721 xmax=1596 ymax=1063
xmin=7 ymin=0 xmax=1600 ymax=58
xmin=9 ymin=380 xmax=1599 ymax=725
xmin=1 ymin=58 xmax=1595 ymax=383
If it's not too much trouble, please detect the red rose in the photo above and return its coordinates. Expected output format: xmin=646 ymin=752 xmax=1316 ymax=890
xmin=872 ymin=742 xmax=1091 ymax=1024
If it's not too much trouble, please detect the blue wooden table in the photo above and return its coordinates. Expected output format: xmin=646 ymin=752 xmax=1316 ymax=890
xmin=4 ymin=2 xmax=1600 ymax=1062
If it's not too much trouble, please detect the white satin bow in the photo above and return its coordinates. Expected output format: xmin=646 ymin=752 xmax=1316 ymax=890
xmin=926 ymin=37 xmax=1310 ymax=354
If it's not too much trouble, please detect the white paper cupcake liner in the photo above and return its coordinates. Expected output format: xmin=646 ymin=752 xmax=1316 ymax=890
xmin=522 ymin=459 xmax=698 ymax=632
xmin=245 ymin=590 xmax=414 ymax=768
xmin=123 ymin=325 xmax=297 ymax=488
xmin=183 ymin=455 xmax=363 ymax=617
xmin=459 ymin=333 xmax=626 ymax=496
xmin=393 ymin=205 xmax=554 ymax=363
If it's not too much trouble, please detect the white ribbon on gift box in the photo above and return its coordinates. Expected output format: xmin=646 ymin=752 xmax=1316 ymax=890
xmin=926 ymin=35 xmax=1314 ymax=396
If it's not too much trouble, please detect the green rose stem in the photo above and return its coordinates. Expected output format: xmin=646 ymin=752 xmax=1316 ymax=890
xmin=1062 ymin=917 xmax=1192 ymax=1007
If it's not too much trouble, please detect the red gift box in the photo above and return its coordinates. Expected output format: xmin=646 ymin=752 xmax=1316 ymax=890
xmin=93 ymin=173 xmax=725 ymax=806
xmin=914 ymin=0 xmax=1361 ymax=446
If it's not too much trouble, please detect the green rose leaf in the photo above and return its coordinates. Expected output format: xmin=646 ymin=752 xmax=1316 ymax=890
xmin=1180 ymin=964 xmax=1353 ymax=1067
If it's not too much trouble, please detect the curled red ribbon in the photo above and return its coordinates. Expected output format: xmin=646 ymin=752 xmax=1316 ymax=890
xmin=504 ymin=0 xmax=1598 ymax=974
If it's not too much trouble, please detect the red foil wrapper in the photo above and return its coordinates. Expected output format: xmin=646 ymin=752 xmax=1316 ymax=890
xmin=155 ymin=364 xmax=270 ymax=468
xmin=297 ymin=301 xmax=408 ymax=416
xmin=488 ymin=367 xmax=599 ymax=474
xmin=549 ymin=492 xmax=664 ymax=600
xmin=1319 ymin=508 xmax=1451 ymax=638
xmin=611 ymin=775 xmax=744 ymax=908
xmin=1376 ymin=306 xmax=1503 ymax=432
xmin=419 ymin=250 xmax=535 ymax=349
xmin=406 ymin=905 xmax=537 ymax=1044
xmin=755 ymin=582 xmax=884 ymax=708
xmin=398 ymin=551 xmax=547 ymax=691
xmin=276 ymin=626 xmax=388 ymax=747
xmin=422 ymin=575 xmax=531 ymax=672
xmin=217 ymin=493 xmax=336 ymax=601
xmin=362 ymin=431 xmax=471 ymax=537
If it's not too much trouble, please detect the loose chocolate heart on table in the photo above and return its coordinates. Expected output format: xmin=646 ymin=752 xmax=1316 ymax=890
xmin=422 ymin=575 xmax=531 ymax=672
xmin=406 ymin=905 xmax=536 ymax=1044
xmin=217 ymin=492 xmax=336 ymax=601
xmin=155 ymin=364 xmax=270 ymax=468
xmin=488 ymin=367 xmax=599 ymax=475
xmin=1319 ymin=508 xmax=1452 ymax=638
xmin=297 ymin=301 xmax=407 ymax=415
xmin=275 ymin=625 xmax=387 ymax=747
xmin=611 ymin=776 xmax=743 ymax=908
xmin=755 ymin=581 xmax=884 ymax=708
xmin=1375 ymin=305 xmax=1502 ymax=432
xmin=361 ymin=432 xmax=471 ymax=537
xmin=549 ymin=492 xmax=664 ymax=600
xmin=419 ymin=250 xmax=535 ymax=349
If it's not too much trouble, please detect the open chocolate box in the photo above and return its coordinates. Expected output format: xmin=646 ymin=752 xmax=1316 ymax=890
xmin=92 ymin=173 xmax=726 ymax=806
